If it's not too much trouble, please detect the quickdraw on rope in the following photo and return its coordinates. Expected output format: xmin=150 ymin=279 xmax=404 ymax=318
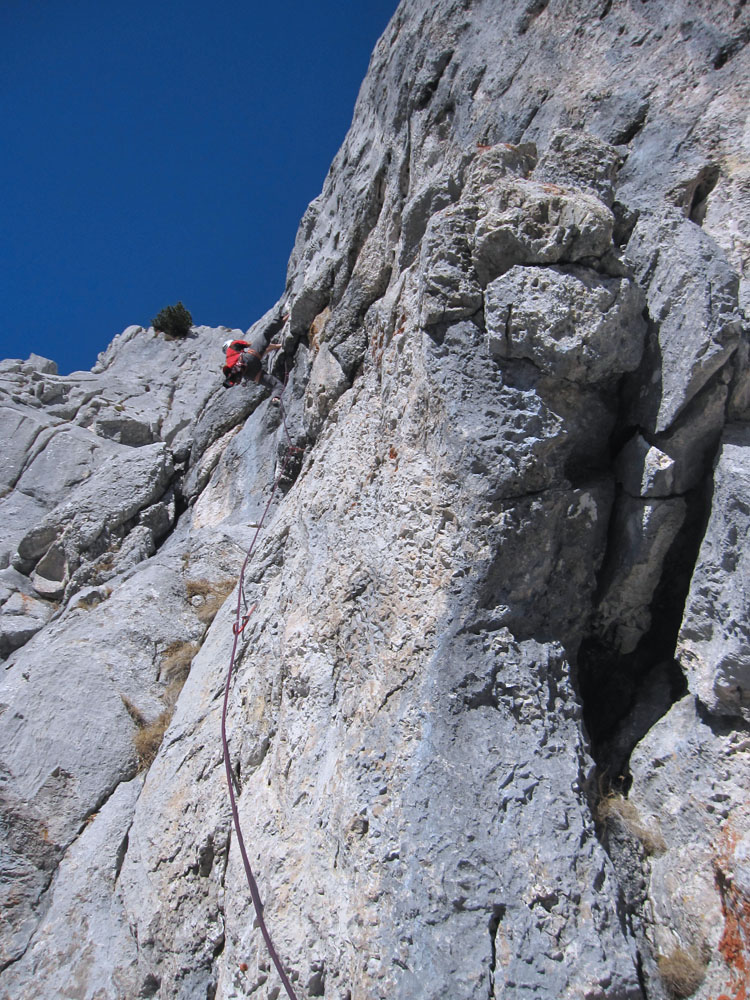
xmin=221 ymin=392 xmax=303 ymax=1000
xmin=232 ymin=605 xmax=256 ymax=636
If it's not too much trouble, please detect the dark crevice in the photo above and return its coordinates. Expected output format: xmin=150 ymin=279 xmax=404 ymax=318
xmin=517 ymin=0 xmax=550 ymax=35
xmin=577 ymin=480 xmax=711 ymax=782
xmin=488 ymin=903 xmax=506 ymax=999
xmin=712 ymin=25 xmax=750 ymax=69
xmin=197 ymin=837 xmax=215 ymax=878
xmin=612 ymin=103 xmax=649 ymax=146
xmin=612 ymin=202 xmax=641 ymax=248
xmin=518 ymin=99 xmax=544 ymax=138
xmin=231 ymin=758 xmax=242 ymax=798
xmin=467 ymin=64 xmax=486 ymax=98
xmin=688 ymin=163 xmax=720 ymax=225
xmin=139 ymin=973 xmax=161 ymax=998
xmin=634 ymin=947 xmax=649 ymax=999
xmin=114 ymin=828 xmax=130 ymax=883
xmin=413 ymin=50 xmax=454 ymax=111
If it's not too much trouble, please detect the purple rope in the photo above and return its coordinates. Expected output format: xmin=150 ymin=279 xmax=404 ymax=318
xmin=221 ymin=397 xmax=301 ymax=1000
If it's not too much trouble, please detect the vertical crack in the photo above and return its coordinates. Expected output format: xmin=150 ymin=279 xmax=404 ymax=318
xmin=577 ymin=481 xmax=706 ymax=783
xmin=488 ymin=903 xmax=506 ymax=999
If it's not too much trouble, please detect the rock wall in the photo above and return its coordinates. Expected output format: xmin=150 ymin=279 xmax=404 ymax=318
xmin=1 ymin=1 xmax=749 ymax=998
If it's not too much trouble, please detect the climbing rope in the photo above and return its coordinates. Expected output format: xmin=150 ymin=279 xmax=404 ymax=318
xmin=220 ymin=393 xmax=302 ymax=1000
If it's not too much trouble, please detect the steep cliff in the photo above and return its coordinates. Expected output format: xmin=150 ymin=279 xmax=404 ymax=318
xmin=1 ymin=1 xmax=749 ymax=998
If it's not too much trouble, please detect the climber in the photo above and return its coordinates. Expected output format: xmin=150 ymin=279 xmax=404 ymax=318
xmin=221 ymin=335 xmax=284 ymax=392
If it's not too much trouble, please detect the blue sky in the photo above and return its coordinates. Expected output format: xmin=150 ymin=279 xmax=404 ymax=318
xmin=1 ymin=1 xmax=398 ymax=374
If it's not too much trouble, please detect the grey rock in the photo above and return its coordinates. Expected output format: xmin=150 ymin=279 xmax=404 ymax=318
xmin=0 ymin=566 xmax=37 ymax=604
xmin=418 ymin=140 xmax=618 ymax=328
xmin=0 ymin=491 xmax=48 ymax=572
xmin=13 ymin=425 xmax=125 ymax=507
xmin=596 ymin=660 xmax=683 ymax=785
xmin=94 ymin=412 xmax=157 ymax=445
xmin=303 ymin=343 xmax=350 ymax=438
xmin=31 ymin=544 xmax=68 ymax=599
xmin=477 ymin=484 xmax=612 ymax=645
xmin=729 ymin=336 xmax=750 ymax=421
xmin=0 ymin=589 xmax=55 ymax=658
xmin=2 ymin=0 xmax=750 ymax=996
xmin=615 ymin=435 xmax=676 ymax=499
xmin=0 ymin=404 xmax=52 ymax=493
xmin=423 ymin=319 xmax=572 ymax=499
xmin=461 ymin=142 xmax=537 ymax=201
xmin=485 ymin=264 xmax=646 ymax=383
xmin=624 ymin=209 xmax=743 ymax=434
xmin=189 ymin=379 xmax=267 ymax=464
xmin=531 ymin=128 xmax=622 ymax=206
xmin=0 ymin=778 xmax=143 ymax=1000
xmin=629 ymin=697 xmax=750 ymax=1000
xmin=678 ymin=425 xmax=750 ymax=720
xmin=21 ymin=353 xmax=58 ymax=375
xmin=0 ymin=538 xmax=220 ymax=968
xmin=594 ymin=495 xmax=687 ymax=655
xmin=116 ymin=350 xmax=639 ymax=998
xmin=400 ymin=176 xmax=458 ymax=269
xmin=472 ymin=178 xmax=614 ymax=287
xmin=653 ymin=377 xmax=729 ymax=494
xmin=419 ymin=204 xmax=483 ymax=326
xmin=182 ymin=425 xmax=242 ymax=501
xmin=586 ymin=90 xmax=651 ymax=148
xmin=15 ymin=442 xmax=174 ymax=600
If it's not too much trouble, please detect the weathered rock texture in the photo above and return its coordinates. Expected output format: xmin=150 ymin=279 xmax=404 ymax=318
xmin=1 ymin=1 xmax=749 ymax=998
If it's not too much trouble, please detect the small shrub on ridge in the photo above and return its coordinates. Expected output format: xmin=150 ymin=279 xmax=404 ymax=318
xmin=152 ymin=301 xmax=193 ymax=338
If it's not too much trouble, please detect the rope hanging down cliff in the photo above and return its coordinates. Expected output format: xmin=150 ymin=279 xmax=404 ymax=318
xmin=221 ymin=393 xmax=302 ymax=1000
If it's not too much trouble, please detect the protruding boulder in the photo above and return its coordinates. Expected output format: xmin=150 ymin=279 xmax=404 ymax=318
xmin=0 ymin=588 xmax=55 ymax=658
xmin=22 ymin=354 xmax=58 ymax=375
xmin=615 ymin=434 xmax=676 ymax=498
xmin=485 ymin=264 xmax=646 ymax=383
xmin=532 ymin=128 xmax=622 ymax=206
xmin=472 ymin=178 xmax=614 ymax=286
xmin=654 ymin=377 xmax=729 ymax=494
xmin=419 ymin=205 xmax=483 ymax=326
xmin=624 ymin=209 xmax=742 ymax=434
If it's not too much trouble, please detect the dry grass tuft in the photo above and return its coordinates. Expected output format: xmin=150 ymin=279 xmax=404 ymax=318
xmin=186 ymin=578 xmax=235 ymax=624
xmin=133 ymin=710 xmax=172 ymax=771
xmin=596 ymin=792 xmax=667 ymax=856
xmin=657 ymin=946 xmax=707 ymax=998
xmin=120 ymin=694 xmax=146 ymax=728
xmin=121 ymin=695 xmax=174 ymax=772
xmin=160 ymin=640 xmax=199 ymax=685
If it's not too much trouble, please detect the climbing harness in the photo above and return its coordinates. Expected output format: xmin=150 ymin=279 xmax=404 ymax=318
xmin=221 ymin=393 xmax=303 ymax=1000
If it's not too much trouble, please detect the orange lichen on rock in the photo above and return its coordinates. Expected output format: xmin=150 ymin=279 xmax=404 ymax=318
xmin=714 ymin=819 xmax=750 ymax=1000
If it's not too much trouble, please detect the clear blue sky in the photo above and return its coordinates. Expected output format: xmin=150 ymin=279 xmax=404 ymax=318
xmin=1 ymin=1 xmax=398 ymax=374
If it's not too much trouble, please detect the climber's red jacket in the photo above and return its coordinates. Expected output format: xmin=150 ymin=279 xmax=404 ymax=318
xmin=223 ymin=340 xmax=251 ymax=373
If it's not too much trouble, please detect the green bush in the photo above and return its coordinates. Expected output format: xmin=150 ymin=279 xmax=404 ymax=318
xmin=152 ymin=301 xmax=193 ymax=338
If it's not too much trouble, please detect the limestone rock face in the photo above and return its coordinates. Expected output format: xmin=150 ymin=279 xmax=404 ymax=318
xmin=678 ymin=425 xmax=750 ymax=721
xmin=485 ymin=265 xmax=646 ymax=383
xmin=2 ymin=2 xmax=749 ymax=999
